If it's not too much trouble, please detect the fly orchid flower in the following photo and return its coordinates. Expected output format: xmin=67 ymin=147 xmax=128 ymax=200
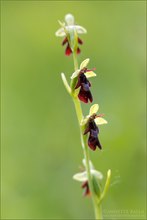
xmin=81 ymin=104 xmax=107 ymax=151
xmin=55 ymin=14 xmax=87 ymax=56
xmin=71 ymin=58 xmax=96 ymax=103
xmin=73 ymin=159 xmax=103 ymax=196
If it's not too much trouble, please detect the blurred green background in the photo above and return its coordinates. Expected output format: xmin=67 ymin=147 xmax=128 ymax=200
xmin=1 ymin=1 xmax=146 ymax=219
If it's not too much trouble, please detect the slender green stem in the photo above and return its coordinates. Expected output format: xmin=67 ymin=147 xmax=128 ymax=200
xmin=70 ymin=51 xmax=79 ymax=92
xmin=73 ymin=51 xmax=78 ymax=70
xmin=96 ymin=204 xmax=102 ymax=219
xmin=71 ymin=51 xmax=102 ymax=219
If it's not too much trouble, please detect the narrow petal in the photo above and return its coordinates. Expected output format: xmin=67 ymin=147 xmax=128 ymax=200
xmin=85 ymin=71 xmax=97 ymax=78
xmin=80 ymin=58 xmax=90 ymax=70
xmin=73 ymin=171 xmax=88 ymax=182
xmin=71 ymin=70 xmax=80 ymax=79
xmin=94 ymin=117 xmax=108 ymax=125
xmin=89 ymin=104 xmax=99 ymax=115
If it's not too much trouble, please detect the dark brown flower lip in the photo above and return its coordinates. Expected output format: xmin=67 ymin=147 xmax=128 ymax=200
xmin=78 ymin=88 xmax=93 ymax=103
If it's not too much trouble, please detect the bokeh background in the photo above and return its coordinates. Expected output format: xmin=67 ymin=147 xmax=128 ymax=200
xmin=1 ymin=1 xmax=146 ymax=219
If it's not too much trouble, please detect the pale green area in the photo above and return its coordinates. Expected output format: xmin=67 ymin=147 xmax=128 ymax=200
xmin=1 ymin=1 xmax=146 ymax=219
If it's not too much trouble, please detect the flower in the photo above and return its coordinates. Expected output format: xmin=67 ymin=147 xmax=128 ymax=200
xmin=71 ymin=58 xmax=96 ymax=103
xmin=81 ymin=104 xmax=107 ymax=151
xmin=55 ymin=14 xmax=87 ymax=56
xmin=73 ymin=159 xmax=103 ymax=196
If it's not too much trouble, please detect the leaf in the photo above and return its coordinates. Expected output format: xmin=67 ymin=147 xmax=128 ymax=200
xmin=85 ymin=71 xmax=96 ymax=78
xmin=89 ymin=104 xmax=99 ymax=115
xmin=94 ymin=117 xmax=108 ymax=125
xmin=80 ymin=58 xmax=90 ymax=69
xmin=73 ymin=171 xmax=88 ymax=182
